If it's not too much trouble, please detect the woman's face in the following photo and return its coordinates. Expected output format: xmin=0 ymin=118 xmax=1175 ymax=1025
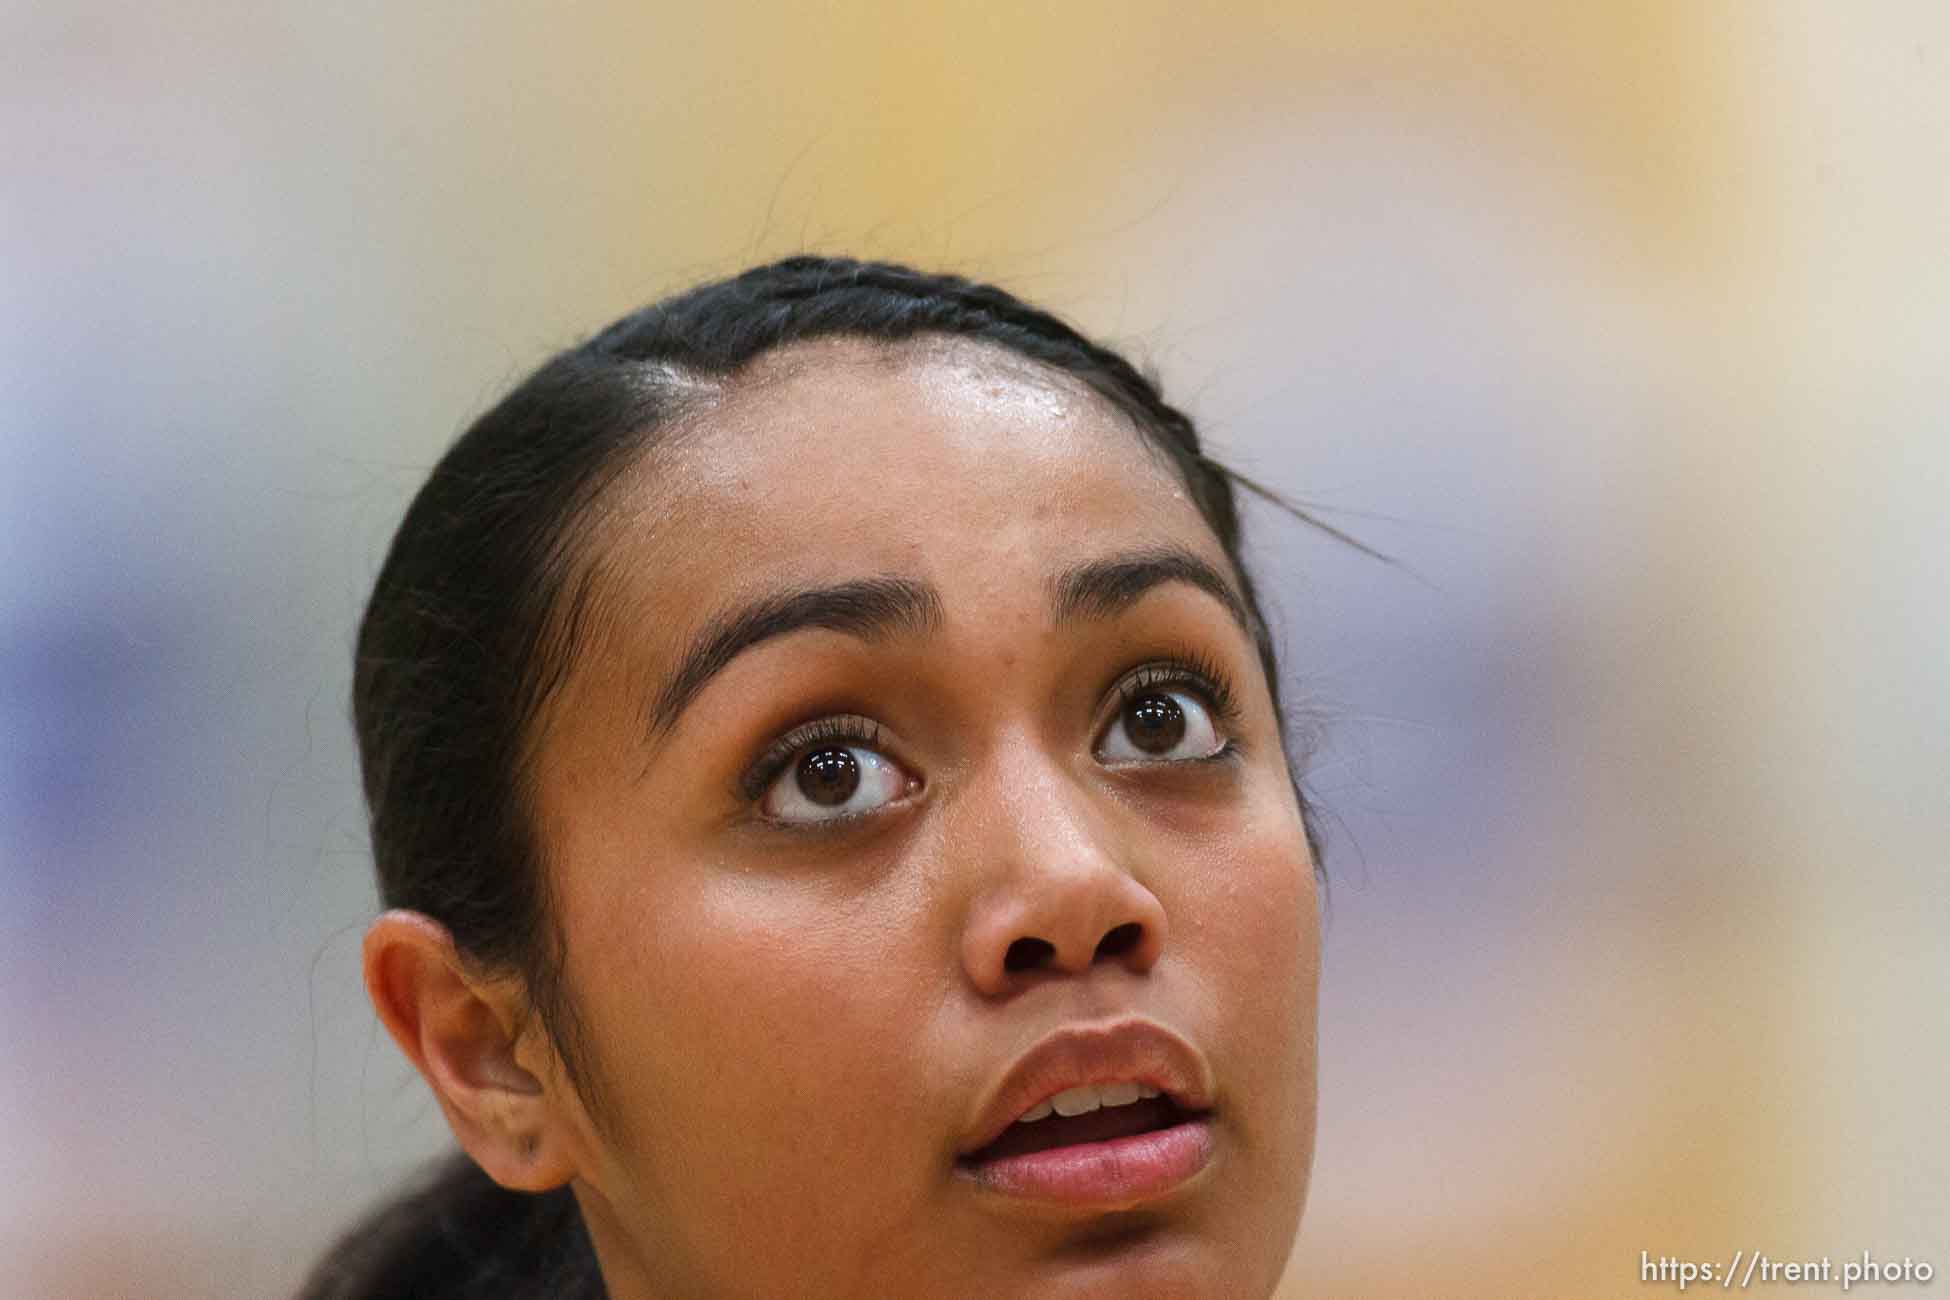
xmin=526 ymin=338 xmax=1318 ymax=1298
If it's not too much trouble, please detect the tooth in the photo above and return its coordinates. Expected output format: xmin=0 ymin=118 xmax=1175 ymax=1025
xmin=1050 ymin=1084 xmax=1102 ymax=1117
xmin=1136 ymin=1085 xmax=1161 ymax=1100
xmin=1017 ymin=1100 xmax=1053 ymax=1123
xmin=1099 ymin=1081 xmax=1142 ymax=1108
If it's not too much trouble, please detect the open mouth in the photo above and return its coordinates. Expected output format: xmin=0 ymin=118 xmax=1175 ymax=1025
xmin=961 ymin=1094 xmax=1195 ymax=1165
xmin=955 ymin=1021 xmax=1220 ymax=1205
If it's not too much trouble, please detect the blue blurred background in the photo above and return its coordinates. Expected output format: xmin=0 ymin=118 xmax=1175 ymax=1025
xmin=5 ymin=3 xmax=1945 ymax=1296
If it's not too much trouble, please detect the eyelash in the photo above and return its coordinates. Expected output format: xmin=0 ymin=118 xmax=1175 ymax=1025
xmin=735 ymin=652 xmax=1245 ymax=810
xmin=738 ymin=715 xmax=887 ymax=803
xmin=1109 ymin=650 xmax=1244 ymax=748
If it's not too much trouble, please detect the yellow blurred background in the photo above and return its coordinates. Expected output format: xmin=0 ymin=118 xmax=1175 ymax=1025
xmin=4 ymin=2 xmax=1944 ymax=1296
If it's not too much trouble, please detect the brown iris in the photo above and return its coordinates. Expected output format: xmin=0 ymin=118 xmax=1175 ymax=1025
xmin=796 ymin=747 xmax=861 ymax=806
xmin=1124 ymin=692 xmax=1186 ymax=754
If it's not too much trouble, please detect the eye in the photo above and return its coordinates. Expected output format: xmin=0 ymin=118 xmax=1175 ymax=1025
xmin=1096 ymin=682 xmax=1231 ymax=764
xmin=748 ymin=718 xmax=912 ymax=826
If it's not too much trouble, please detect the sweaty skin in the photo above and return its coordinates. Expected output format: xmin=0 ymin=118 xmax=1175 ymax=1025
xmin=516 ymin=338 xmax=1319 ymax=1299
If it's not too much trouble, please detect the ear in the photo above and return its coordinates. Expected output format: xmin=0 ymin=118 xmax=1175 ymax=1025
xmin=362 ymin=909 xmax=579 ymax=1192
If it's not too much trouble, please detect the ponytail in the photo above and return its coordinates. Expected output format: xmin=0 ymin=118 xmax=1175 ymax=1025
xmin=297 ymin=1152 xmax=603 ymax=1299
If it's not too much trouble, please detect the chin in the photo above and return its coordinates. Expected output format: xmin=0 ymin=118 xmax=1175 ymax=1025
xmin=1005 ymin=1214 xmax=1290 ymax=1300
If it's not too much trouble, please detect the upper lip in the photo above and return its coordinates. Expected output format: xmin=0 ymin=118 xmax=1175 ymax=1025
xmin=957 ymin=1017 xmax=1216 ymax=1158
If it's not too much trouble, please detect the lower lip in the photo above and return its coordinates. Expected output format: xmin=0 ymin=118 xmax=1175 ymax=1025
xmin=961 ymin=1117 xmax=1216 ymax=1208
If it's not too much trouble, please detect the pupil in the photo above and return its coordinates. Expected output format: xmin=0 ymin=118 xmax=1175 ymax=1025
xmin=797 ymin=747 xmax=860 ymax=806
xmin=1127 ymin=693 xmax=1185 ymax=753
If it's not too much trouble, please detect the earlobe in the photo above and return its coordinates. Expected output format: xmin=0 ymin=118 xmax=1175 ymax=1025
xmin=362 ymin=910 xmax=578 ymax=1192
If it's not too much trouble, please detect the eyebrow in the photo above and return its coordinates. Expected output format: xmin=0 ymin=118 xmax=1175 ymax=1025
xmin=644 ymin=545 xmax=1253 ymax=739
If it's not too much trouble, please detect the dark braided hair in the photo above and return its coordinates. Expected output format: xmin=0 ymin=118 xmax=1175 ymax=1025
xmin=304 ymin=256 xmax=1332 ymax=1299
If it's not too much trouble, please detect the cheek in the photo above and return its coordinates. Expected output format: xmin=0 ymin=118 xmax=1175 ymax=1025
xmin=1174 ymin=789 xmax=1319 ymax=1003
xmin=560 ymin=867 xmax=950 ymax=1221
xmin=1239 ymin=819 xmax=1320 ymax=1189
xmin=1171 ymin=794 xmax=1320 ymax=1132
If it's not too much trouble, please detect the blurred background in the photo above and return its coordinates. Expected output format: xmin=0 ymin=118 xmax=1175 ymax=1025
xmin=5 ymin=2 xmax=1945 ymax=1296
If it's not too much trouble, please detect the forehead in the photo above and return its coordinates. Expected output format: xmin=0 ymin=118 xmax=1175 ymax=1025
xmin=589 ymin=338 xmax=1227 ymax=608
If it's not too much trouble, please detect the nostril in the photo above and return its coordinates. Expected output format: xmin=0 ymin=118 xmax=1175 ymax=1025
xmin=1095 ymin=922 xmax=1143 ymax=961
xmin=1003 ymin=937 xmax=1054 ymax=973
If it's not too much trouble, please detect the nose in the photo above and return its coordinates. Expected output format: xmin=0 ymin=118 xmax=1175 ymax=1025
xmin=956 ymin=745 xmax=1169 ymax=998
